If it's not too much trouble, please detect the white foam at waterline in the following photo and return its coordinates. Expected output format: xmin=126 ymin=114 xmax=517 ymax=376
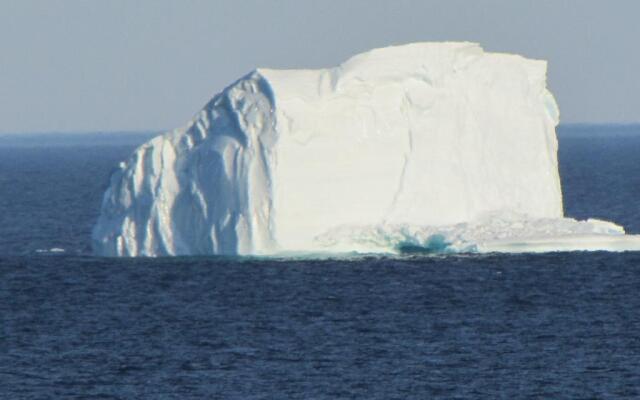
xmin=35 ymin=248 xmax=66 ymax=254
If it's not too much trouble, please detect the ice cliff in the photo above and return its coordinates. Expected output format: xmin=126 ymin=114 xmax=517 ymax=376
xmin=92 ymin=42 xmax=640 ymax=256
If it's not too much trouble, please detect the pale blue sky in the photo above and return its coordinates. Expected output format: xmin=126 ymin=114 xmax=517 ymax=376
xmin=1 ymin=0 xmax=639 ymax=133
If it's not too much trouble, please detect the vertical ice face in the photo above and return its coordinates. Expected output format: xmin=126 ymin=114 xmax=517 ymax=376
xmin=259 ymin=42 xmax=562 ymax=252
xmin=93 ymin=42 xmax=567 ymax=257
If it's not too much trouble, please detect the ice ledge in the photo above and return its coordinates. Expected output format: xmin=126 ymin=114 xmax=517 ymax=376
xmin=315 ymin=213 xmax=640 ymax=254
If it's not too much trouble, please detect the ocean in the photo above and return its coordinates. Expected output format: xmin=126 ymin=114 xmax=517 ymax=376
xmin=1 ymin=125 xmax=639 ymax=398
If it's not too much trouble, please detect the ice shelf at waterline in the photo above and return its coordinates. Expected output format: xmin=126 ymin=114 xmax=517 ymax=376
xmin=92 ymin=42 xmax=640 ymax=256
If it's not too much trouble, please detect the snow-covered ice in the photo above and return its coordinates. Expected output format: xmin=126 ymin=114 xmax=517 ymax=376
xmin=92 ymin=42 xmax=640 ymax=256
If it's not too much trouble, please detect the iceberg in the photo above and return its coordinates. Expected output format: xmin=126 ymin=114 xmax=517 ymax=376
xmin=92 ymin=42 xmax=640 ymax=256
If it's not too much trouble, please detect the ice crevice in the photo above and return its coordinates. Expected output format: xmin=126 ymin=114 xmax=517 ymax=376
xmin=385 ymin=91 xmax=416 ymax=222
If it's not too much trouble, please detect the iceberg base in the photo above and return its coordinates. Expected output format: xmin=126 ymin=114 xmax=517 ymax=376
xmin=314 ymin=213 xmax=640 ymax=255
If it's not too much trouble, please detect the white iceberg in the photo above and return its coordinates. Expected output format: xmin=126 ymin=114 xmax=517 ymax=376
xmin=92 ymin=42 xmax=640 ymax=256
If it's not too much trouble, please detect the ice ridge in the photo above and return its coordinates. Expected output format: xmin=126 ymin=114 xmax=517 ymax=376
xmin=93 ymin=72 xmax=278 ymax=256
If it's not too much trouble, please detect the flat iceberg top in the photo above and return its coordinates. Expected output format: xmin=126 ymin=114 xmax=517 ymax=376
xmin=92 ymin=42 xmax=640 ymax=257
xmin=259 ymin=42 xmax=550 ymax=97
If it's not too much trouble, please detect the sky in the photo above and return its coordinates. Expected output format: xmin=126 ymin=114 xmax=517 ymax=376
xmin=1 ymin=0 xmax=639 ymax=133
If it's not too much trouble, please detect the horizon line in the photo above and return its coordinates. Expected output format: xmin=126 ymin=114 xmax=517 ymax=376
xmin=2 ymin=122 xmax=640 ymax=136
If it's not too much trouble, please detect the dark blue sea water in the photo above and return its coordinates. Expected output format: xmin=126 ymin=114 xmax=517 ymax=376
xmin=1 ymin=126 xmax=640 ymax=398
